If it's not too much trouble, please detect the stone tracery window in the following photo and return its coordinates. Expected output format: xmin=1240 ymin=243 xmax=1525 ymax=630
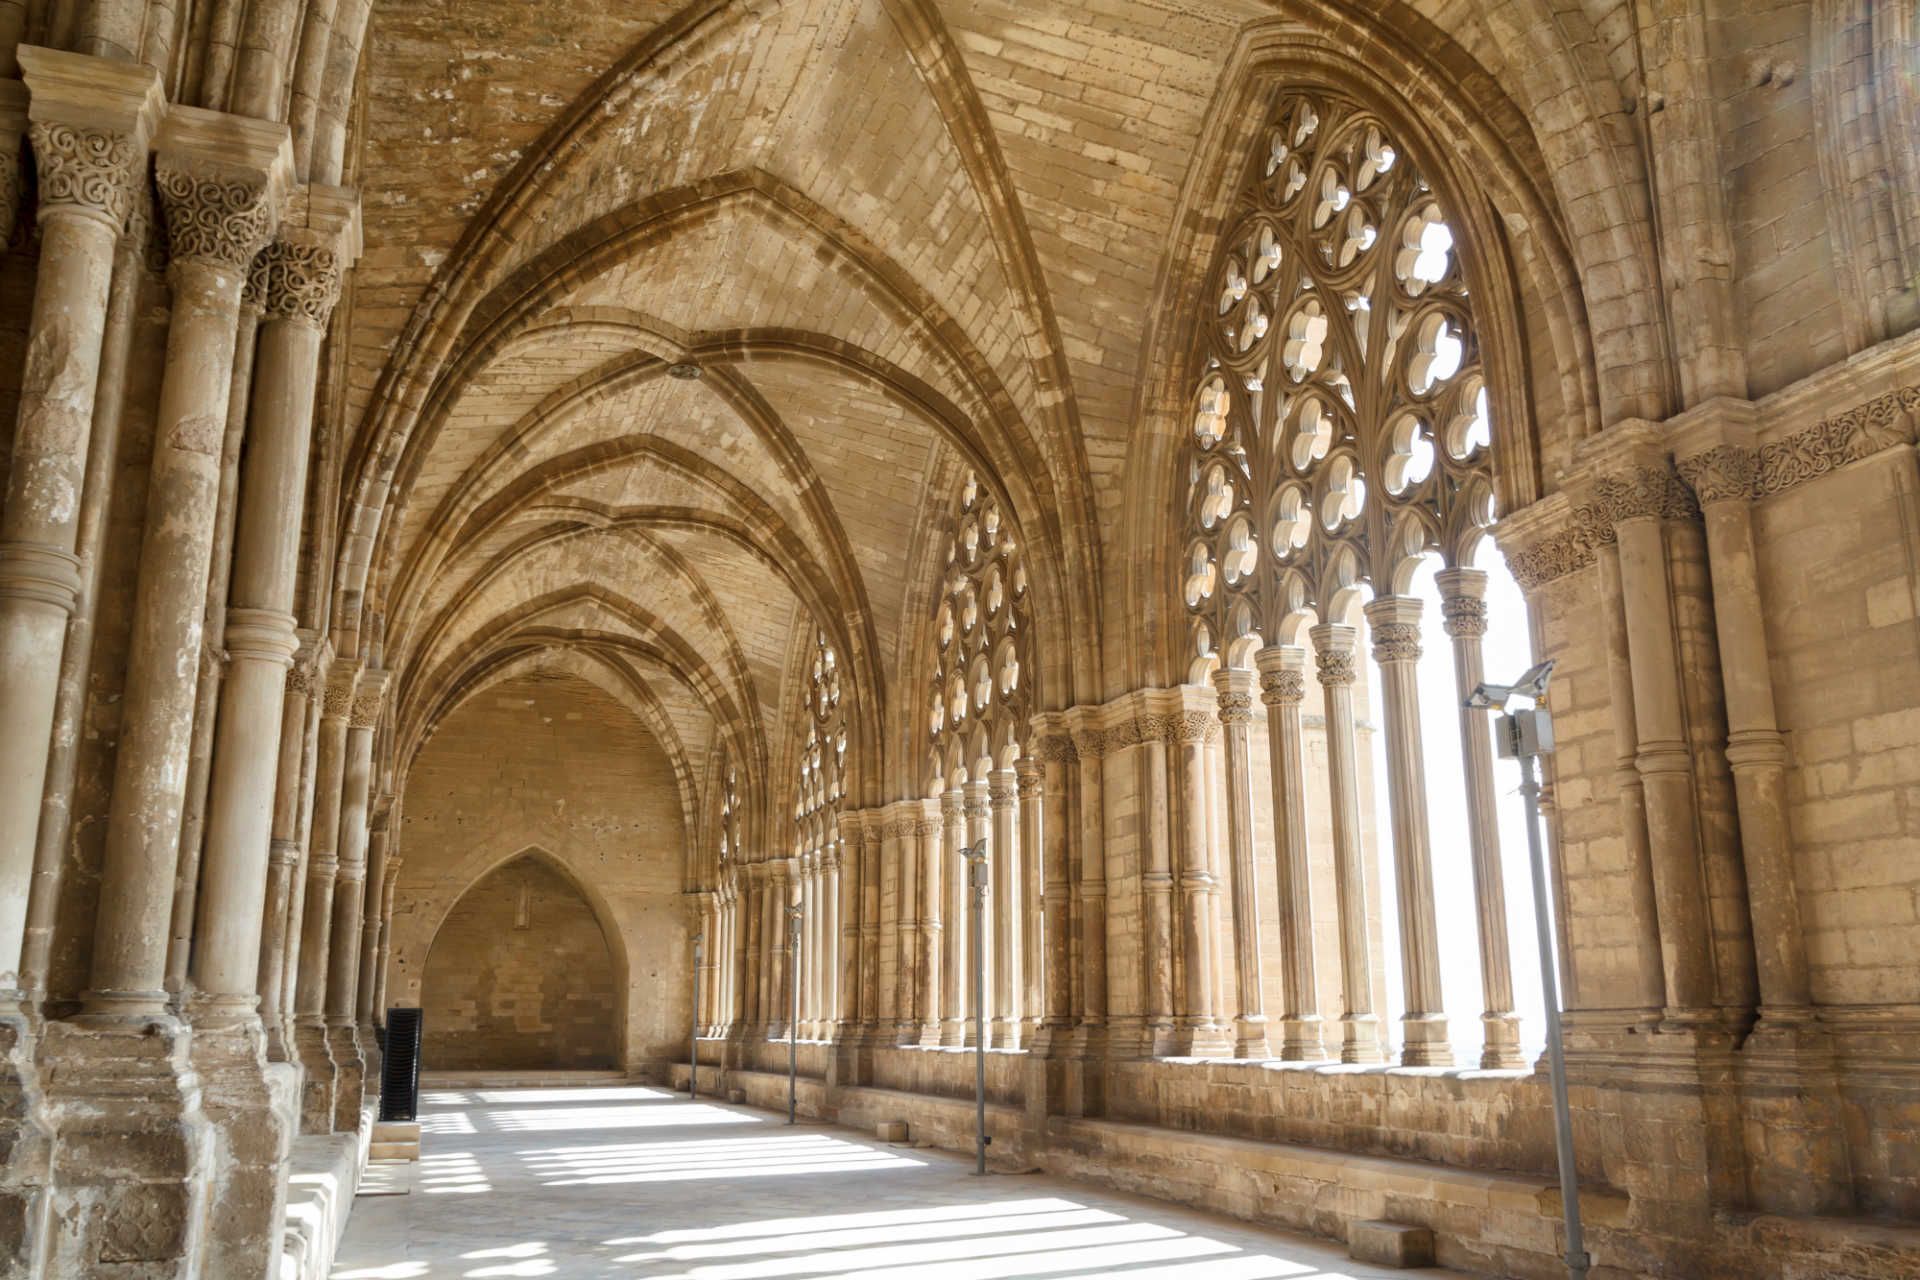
xmin=1176 ymin=89 xmax=1539 ymax=1071
xmin=927 ymin=473 xmax=1032 ymax=788
xmin=1183 ymin=92 xmax=1497 ymax=666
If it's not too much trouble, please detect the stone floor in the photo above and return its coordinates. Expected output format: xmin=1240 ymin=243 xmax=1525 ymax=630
xmin=330 ymin=1080 xmax=1468 ymax=1278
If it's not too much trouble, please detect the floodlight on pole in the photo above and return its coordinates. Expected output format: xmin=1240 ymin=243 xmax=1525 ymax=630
xmin=960 ymin=839 xmax=990 ymax=1175
xmin=1466 ymin=659 xmax=1589 ymax=1280
xmin=786 ymin=902 xmax=803 ymax=1125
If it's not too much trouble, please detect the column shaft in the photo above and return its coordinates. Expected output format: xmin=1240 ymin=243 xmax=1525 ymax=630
xmin=918 ymin=807 xmax=944 ymax=1044
xmin=1171 ymin=716 xmax=1222 ymax=1054
xmin=1257 ymin=646 xmax=1324 ymax=1060
xmin=1073 ymin=742 xmax=1107 ymax=1036
xmin=1038 ymin=748 xmax=1075 ymax=1038
xmin=1312 ymin=623 xmax=1384 ymax=1064
xmin=0 ymin=56 xmax=161 ymax=981
xmin=988 ymin=769 xmax=1020 ymax=1048
xmin=961 ymin=781 xmax=990 ymax=1046
xmin=1435 ymin=571 xmax=1524 ymax=1067
xmin=1016 ymin=759 xmax=1048 ymax=1044
xmin=1211 ymin=668 xmax=1271 ymax=1058
xmin=940 ymin=792 xmax=967 ymax=1046
xmin=1364 ymin=596 xmax=1451 ymax=1066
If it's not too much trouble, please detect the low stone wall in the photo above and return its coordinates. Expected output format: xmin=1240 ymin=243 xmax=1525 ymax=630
xmin=278 ymin=1108 xmax=370 ymax=1280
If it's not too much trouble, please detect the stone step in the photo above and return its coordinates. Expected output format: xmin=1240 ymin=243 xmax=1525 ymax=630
xmin=368 ymin=1141 xmax=419 ymax=1163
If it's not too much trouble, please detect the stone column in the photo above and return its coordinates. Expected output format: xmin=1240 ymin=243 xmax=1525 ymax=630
xmin=1070 ymin=730 xmax=1107 ymax=1043
xmin=1434 ymin=570 xmax=1524 ymax=1068
xmin=256 ymin=642 xmax=316 ymax=1062
xmin=889 ymin=813 xmax=918 ymax=1044
xmin=293 ymin=663 xmax=352 ymax=1131
xmin=960 ymin=780 xmax=991 ymax=1046
xmin=822 ymin=843 xmax=843 ymax=1036
xmin=1597 ymin=461 xmax=1717 ymax=1017
xmin=988 ymin=768 xmax=1021 ymax=1048
xmin=371 ymin=856 xmax=401 ymax=1037
xmin=743 ymin=863 xmax=764 ymax=1033
xmin=326 ymin=671 xmax=383 ymax=1132
xmin=357 ymin=799 xmax=394 ymax=1030
xmin=730 ymin=870 xmax=750 ymax=1033
xmin=939 ymin=790 xmax=967 ymax=1046
xmin=1676 ymin=441 xmax=1811 ymax=1018
xmin=41 ymin=102 xmax=291 ymax=1280
xmin=1034 ymin=734 xmax=1076 ymax=1050
xmin=767 ymin=860 xmax=793 ymax=1040
xmin=1168 ymin=705 xmax=1226 ymax=1055
xmin=859 ymin=821 xmax=882 ymax=1039
xmin=834 ymin=818 xmax=861 ymax=1039
xmin=1363 ymin=596 xmax=1451 ymax=1067
xmin=277 ymin=669 xmax=326 ymax=1054
xmin=1256 ymin=645 xmax=1324 ymax=1061
xmin=1015 ymin=758 xmax=1047 ymax=1045
xmin=1312 ymin=623 xmax=1385 ymax=1064
xmin=917 ymin=802 xmax=944 ymax=1045
xmin=799 ymin=853 xmax=818 ymax=1036
xmin=0 ymin=51 xmax=162 ymax=986
xmin=84 ymin=112 xmax=289 ymax=1020
xmin=195 ymin=191 xmax=353 ymax=1013
xmin=1210 ymin=667 xmax=1272 ymax=1059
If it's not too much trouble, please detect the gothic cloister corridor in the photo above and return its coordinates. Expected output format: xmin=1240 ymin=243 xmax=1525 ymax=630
xmin=2 ymin=0 xmax=1920 ymax=1277
xmin=331 ymin=1082 xmax=1440 ymax=1280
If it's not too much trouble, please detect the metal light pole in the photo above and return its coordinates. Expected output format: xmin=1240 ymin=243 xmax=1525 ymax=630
xmin=960 ymin=840 xmax=990 ymax=1175
xmin=1466 ymin=660 xmax=1589 ymax=1280
xmin=690 ymin=931 xmax=704 ymax=1099
xmin=786 ymin=903 xmax=803 ymax=1125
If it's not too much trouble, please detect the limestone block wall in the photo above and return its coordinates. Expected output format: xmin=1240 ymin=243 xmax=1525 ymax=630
xmin=419 ymin=855 xmax=620 ymax=1071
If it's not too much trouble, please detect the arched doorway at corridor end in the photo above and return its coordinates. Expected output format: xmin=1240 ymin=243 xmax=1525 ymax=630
xmin=419 ymin=852 xmax=621 ymax=1071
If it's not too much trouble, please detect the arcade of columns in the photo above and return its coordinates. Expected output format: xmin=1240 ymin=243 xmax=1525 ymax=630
xmin=0 ymin=2 xmax=1918 ymax=1278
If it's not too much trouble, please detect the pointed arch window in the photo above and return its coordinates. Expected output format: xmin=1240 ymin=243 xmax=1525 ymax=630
xmin=1176 ymin=90 xmax=1542 ymax=1070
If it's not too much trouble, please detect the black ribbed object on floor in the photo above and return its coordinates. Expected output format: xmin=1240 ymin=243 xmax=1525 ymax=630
xmin=379 ymin=1008 xmax=424 ymax=1122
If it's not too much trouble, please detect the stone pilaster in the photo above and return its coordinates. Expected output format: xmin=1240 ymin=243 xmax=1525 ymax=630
xmin=1312 ymin=623 xmax=1385 ymax=1064
xmin=1256 ymin=645 xmax=1324 ymax=1061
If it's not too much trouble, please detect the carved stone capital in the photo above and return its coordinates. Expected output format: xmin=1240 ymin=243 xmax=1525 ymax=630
xmin=17 ymin=47 xmax=165 ymax=232
xmin=1593 ymin=462 xmax=1697 ymax=528
xmin=251 ymin=238 xmax=345 ymax=329
xmin=1370 ymin=622 xmax=1422 ymax=664
xmin=1258 ymin=667 xmax=1305 ymax=705
xmin=1014 ymin=757 xmax=1042 ymax=797
xmin=988 ymin=775 xmax=1019 ymax=807
xmin=152 ymin=105 xmax=293 ymax=274
xmin=1214 ymin=690 xmax=1253 ymax=724
xmin=321 ymin=667 xmax=358 ymax=720
xmin=1676 ymin=443 xmax=1759 ymax=506
xmin=1439 ymin=594 xmax=1487 ymax=638
xmin=1028 ymin=732 xmax=1078 ymax=765
xmin=350 ymin=670 xmax=389 ymax=728
xmin=1169 ymin=709 xmax=1217 ymax=744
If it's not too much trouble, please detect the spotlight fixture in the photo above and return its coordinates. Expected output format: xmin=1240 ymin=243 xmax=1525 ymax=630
xmin=667 ymin=361 xmax=703 ymax=380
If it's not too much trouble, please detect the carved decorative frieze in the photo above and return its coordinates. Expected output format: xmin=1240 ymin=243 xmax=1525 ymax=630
xmin=154 ymin=161 xmax=277 ymax=271
xmin=1755 ymin=386 xmax=1920 ymax=495
xmin=29 ymin=122 xmax=141 ymax=227
xmin=1676 ymin=443 xmax=1759 ymax=505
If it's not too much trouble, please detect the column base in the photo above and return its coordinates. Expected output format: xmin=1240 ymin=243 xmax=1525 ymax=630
xmin=38 ymin=1014 xmax=211 ymax=1279
xmin=1339 ymin=1012 xmax=1386 ymax=1065
xmin=184 ymin=1007 xmax=292 ymax=1280
xmin=1478 ymin=1012 xmax=1525 ymax=1069
xmin=893 ymin=1021 xmax=920 ymax=1048
xmin=917 ymin=1021 xmax=944 ymax=1048
xmin=0 ymin=1007 xmax=52 ymax=1277
xmin=1398 ymin=1013 xmax=1452 ymax=1067
xmin=988 ymin=1017 xmax=1019 ymax=1050
xmin=327 ymin=1022 xmax=365 ymax=1133
xmin=292 ymin=1019 xmax=336 ymax=1134
xmin=1165 ymin=1019 xmax=1232 ymax=1058
xmin=1278 ymin=1015 xmax=1327 ymax=1061
xmin=361 ymin=1022 xmax=383 ymax=1107
xmin=1233 ymin=1016 xmax=1271 ymax=1060
xmin=938 ymin=1017 xmax=967 ymax=1049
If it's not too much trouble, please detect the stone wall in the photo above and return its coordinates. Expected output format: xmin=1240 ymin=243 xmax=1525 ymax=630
xmin=419 ymin=854 xmax=619 ymax=1071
